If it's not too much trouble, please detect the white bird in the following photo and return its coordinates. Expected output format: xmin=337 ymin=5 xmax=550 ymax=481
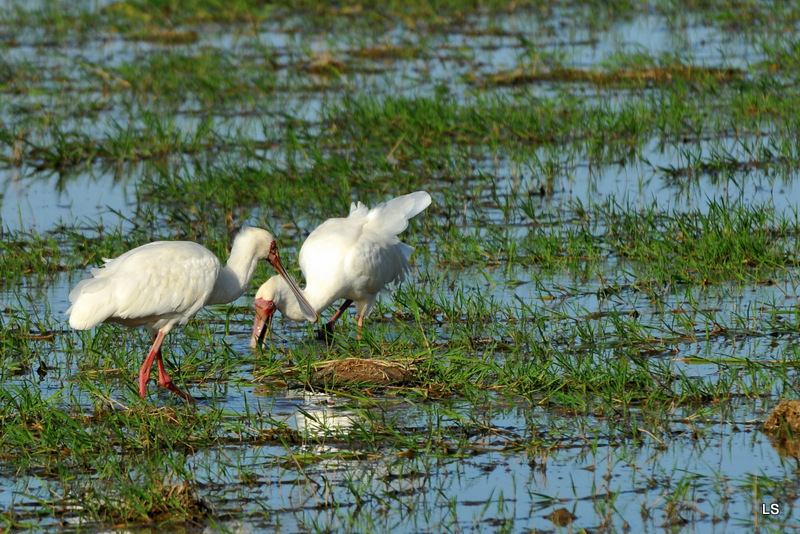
xmin=250 ymin=191 xmax=431 ymax=347
xmin=67 ymin=227 xmax=318 ymax=401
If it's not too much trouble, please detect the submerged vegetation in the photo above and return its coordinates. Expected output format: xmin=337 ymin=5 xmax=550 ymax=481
xmin=2 ymin=0 xmax=800 ymax=531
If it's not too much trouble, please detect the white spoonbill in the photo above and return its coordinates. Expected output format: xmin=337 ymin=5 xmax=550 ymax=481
xmin=250 ymin=191 xmax=431 ymax=347
xmin=67 ymin=227 xmax=318 ymax=401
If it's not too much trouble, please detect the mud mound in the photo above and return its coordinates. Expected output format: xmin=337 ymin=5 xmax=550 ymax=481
xmin=311 ymin=358 xmax=418 ymax=386
xmin=762 ymin=399 xmax=800 ymax=459
xmin=763 ymin=400 xmax=800 ymax=435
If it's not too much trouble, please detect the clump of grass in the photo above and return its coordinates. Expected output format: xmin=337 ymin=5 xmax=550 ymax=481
xmin=69 ymin=471 xmax=214 ymax=527
xmin=479 ymin=63 xmax=741 ymax=90
xmin=0 ymin=230 xmax=68 ymax=284
xmin=115 ymin=50 xmax=252 ymax=105
xmin=602 ymin=197 xmax=791 ymax=282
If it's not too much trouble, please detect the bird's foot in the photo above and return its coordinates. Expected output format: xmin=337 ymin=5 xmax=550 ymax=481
xmin=158 ymin=375 xmax=196 ymax=403
xmin=316 ymin=322 xmax=337 ymax=346
xmin=138 ymin=378 xmax=150 ymax=399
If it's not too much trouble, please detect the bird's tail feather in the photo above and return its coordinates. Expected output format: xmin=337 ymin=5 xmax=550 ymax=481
xmin=66 ymin=277 xmax=115 ymax=329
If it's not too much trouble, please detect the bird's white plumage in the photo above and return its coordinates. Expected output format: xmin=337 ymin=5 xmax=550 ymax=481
xmin=256 ymin=191 xmax=431 ymax=323
xmin=67 ymin=241 xmax=220 ymax=334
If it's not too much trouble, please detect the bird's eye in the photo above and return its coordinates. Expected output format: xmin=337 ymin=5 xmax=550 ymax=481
xmin=267 ymin=301 xmax=276 ymax=310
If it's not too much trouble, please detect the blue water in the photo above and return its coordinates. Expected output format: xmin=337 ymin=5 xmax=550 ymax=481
xmin=1 ymin=3 xmax=798 ymax=532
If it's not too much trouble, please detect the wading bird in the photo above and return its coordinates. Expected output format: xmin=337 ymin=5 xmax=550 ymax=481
xmin=67 ymin=227 xmax=318 ymax=401
xmin=250 ymin=191 xmax=431 ymax=347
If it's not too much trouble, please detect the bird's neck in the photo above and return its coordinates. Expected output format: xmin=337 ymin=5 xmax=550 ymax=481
xmin=275 ymin=278 xmax=337 ymax=322
xmin=208 ymin=242 xmax=262 ymax=305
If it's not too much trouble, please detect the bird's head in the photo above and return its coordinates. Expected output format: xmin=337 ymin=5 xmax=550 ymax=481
xmin=249 ymin=272 xmax=317 ymax=348
xmin=231 ymin=227 xmax=293 ymax=277
xmin=251 ymin=298 xmax=277 ymax=349
xmin=232 ymin=227 xmax=276 ymax=260
xmin=250 ymin=276 xmax=282 ymax=348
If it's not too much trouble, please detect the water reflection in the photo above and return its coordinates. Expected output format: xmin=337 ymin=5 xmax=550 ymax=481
xmin=0 ymin=163 xmax=139 ymax=232
xmin=282 ymin=389 xmax=360 ymax=438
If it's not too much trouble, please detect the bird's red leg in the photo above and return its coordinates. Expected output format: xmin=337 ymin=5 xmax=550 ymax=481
xmin=327 ymin=299 xmax=353 ymax=327
xmin=138 ymin=330 xmax=193 ymax=402
xmin=155 ymin=353 xmax=194 ymax=402
xmin=320 ymin=299 xmax=353 ymax=342
xmin=139 ymin=330 xmax=166 ymax=398
xmin=357 ymin=315 xmax=364 ymax=341
xmin=317 ymin=299 xmax=353 ymax=344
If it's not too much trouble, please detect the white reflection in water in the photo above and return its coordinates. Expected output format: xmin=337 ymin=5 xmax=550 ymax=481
xmin=282 ymin=389 xmax=360 ymax=437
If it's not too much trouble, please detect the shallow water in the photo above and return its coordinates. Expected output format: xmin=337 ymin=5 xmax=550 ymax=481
xmin=4 ymin=243 xmax=800 ymax=531
xmin=2 ymin=3 xmax=800 ymax=532
xmin=3 ymin=266 xmax=800 ymax=531
xmin=0 ymin=164 xmax=139 ymax=232
xmin=5 ymin=392 xmax=785 ymax=532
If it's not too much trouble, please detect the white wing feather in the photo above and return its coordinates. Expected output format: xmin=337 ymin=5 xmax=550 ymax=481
xmin=67 ymin=241 xmax=221 ymax=332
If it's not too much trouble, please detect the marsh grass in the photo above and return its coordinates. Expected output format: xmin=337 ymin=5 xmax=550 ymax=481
xmin=3 ymin=0 xmax=800 ymax=531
